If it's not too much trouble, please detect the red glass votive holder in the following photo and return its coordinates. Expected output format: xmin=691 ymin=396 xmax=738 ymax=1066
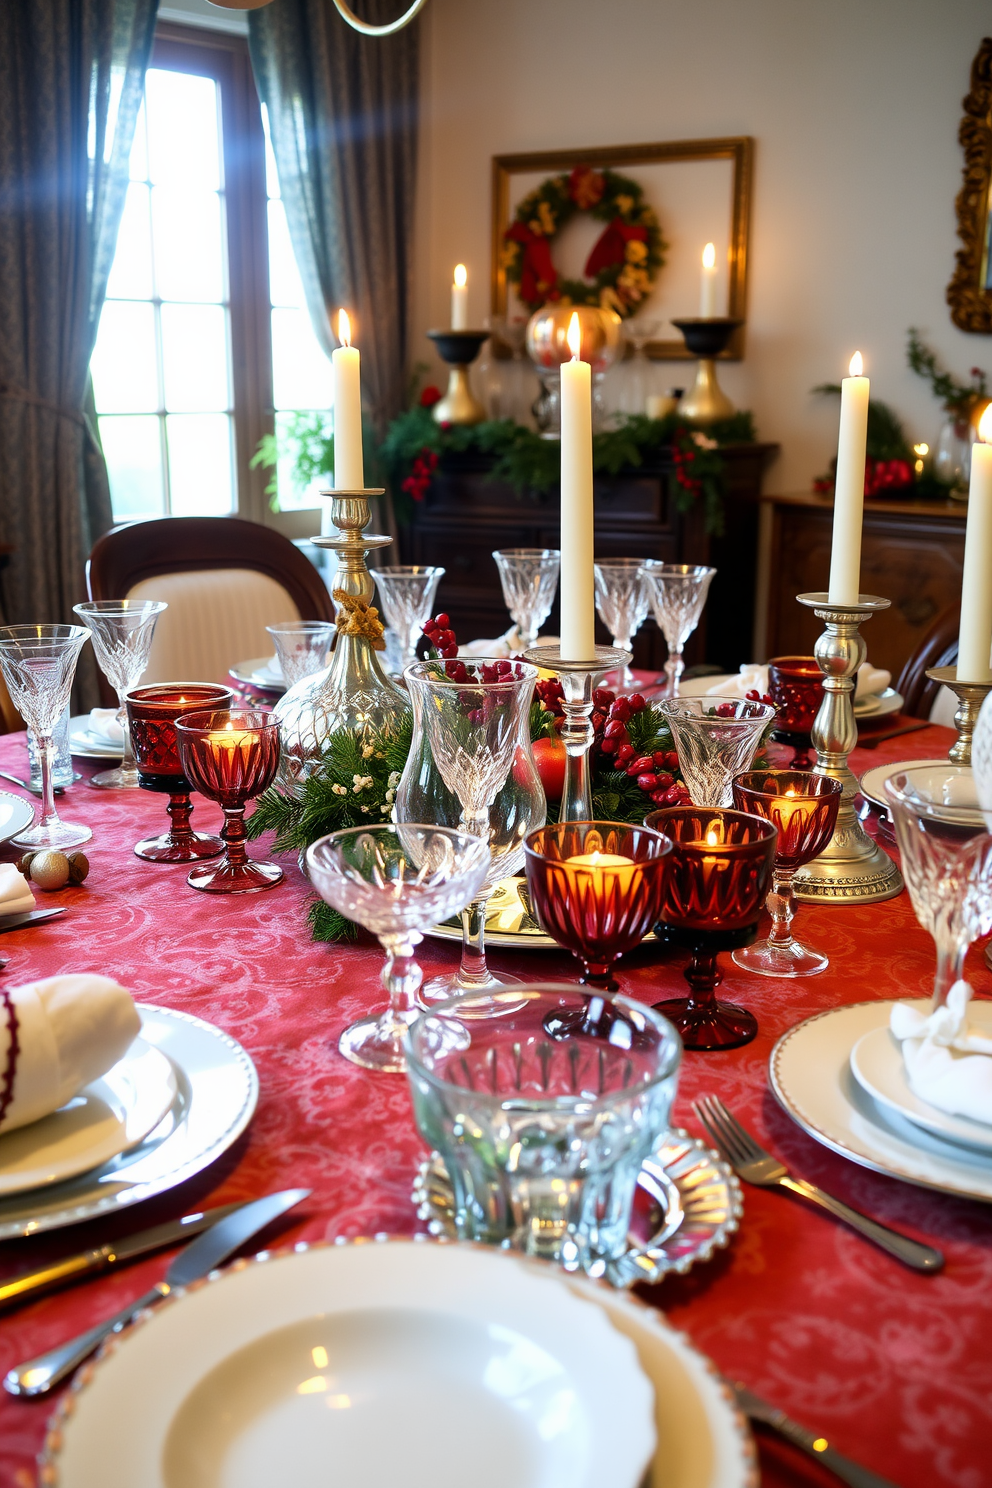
xmin=644 ymin=806 xmax=777 ymax=1050
xmin=768 ymin=656 xmax=823 ymax=769
xmin=731 ymin=769 xmax=841 ymax=977
xmin=174 ymin=710 xmax=283 ymax=894
xmin=126 ymin=683 xmax=234 ymax=863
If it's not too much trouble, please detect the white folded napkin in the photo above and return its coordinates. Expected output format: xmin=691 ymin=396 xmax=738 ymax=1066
xmin=0 ymin=863 xmax=35 ymax=915
xmin=88 ymin=708 xmax=124 ymax=745
xmin=706 ymin=664 xmax=769 ymax=699
xmin=856 ymin=663 xmax=891 ymax=699
xmin=889 ymin=981 xmax=992 ymax=1126
xmin=459 ymin=628 xmax=560 ymax=659
xmin=0 ymin=974 xmax=140 ymax=1135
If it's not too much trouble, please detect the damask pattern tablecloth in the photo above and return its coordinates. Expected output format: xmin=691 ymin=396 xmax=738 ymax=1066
xmin=0 ymin=724 xmax=988 ymax=1488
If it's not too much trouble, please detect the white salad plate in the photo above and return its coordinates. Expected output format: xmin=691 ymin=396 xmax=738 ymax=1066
xmin=69 ymin=717 xmax=124 ymax=760
xmin=0 ymin=1004 xmax=257 ymax=1239
xmin=0 ymin=790 xmax=36 ymax=843
xmin=45 ymin=1238 xmax=754 ymax=1488
xmin=850 ymin=1008 xmax=992 ymax=1154
xmin=857 ymin=759 xmax=964 ymax=814
xmin=770 ymin=1000 xmax=992 ymax=1203
xmin=229 ymin=656 xmax=286 ymax=693
xmin=0 ymin=1036 xmax=177 ymax=1197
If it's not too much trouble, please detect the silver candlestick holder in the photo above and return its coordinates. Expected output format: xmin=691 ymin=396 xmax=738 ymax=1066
xmin=274 ymin=488 xmax=410 ymax=779
xmin=792 ymin=592 xmax=903 ymax=904
xmin=524 ymin=644 xmax=632 ymax=821
xmin=924 ymin=665 xmax=992 ymax=766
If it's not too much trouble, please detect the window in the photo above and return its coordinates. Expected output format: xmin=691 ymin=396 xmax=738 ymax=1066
xmin=90 ymin=24 xmax=331 ymax=529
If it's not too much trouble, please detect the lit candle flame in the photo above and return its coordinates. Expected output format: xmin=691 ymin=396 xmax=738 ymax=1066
xmin=848 ymin=351 xmax=863 ymax=377
xmin=453 ymin=263 xmax=467 ymax=288
xmin=979 ymin=403 xmax=992 ymax=443
xmin=338 ymin=309 xmax=352 ymax=348
xmin=567 ymin=312 xmax=581 ymax=360
xmin=702 ymin=242 xmax=716 ymax=269
xmin=705 ymin=825 xmax=720 ymax=846
xmin=913 ymin=442 xmax=929 ymax=457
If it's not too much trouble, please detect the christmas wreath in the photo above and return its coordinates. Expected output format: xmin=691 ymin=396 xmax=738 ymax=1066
xmin=503 ymin=165 xmax=666 ymax=318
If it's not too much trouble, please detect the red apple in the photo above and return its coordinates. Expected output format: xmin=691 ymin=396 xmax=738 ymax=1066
xmin=531 ymin=735 xmax=567 ymax=800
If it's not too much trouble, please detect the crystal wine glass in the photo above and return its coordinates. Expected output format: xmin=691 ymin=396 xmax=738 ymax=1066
xmin=0 ymin=624 xmax=92 ymax=849
xmin=492 ymin=548 xmax=560 ymax=650
xmin=639 ymin=562 xmax=716 ymax=696
xmin=373 ymin=566 xmax=445 ymax=674
xmin=731 ymin=770 xmax=842 ymax=976
xmin=307 ymin=824 xmax=491 ymax=1073
xmin=399 ymin=658 xmax=544 ymax=1008
xmin=660 ymin=696 xmax=776 ymax=807
xmin=175 ymin=709 xmax=283 ymax=893
xmin=73 ymin=600 xmax=167 ymax=789
xmin=884 ymin=765 xmax=992 ymax=1010
xmin=621 ymin=317 xmax=661 ymax=415
xmin=265 ymin=621 xmax=336 ymax=690
xmin=593 ymin=558 xmax=650 ymax=690
xmin=126 ymin=683 xmax=234 ymax=862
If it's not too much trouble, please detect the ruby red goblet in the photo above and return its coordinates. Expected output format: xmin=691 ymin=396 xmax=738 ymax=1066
xmin=126 ymin=683 xmax=234 ymax=862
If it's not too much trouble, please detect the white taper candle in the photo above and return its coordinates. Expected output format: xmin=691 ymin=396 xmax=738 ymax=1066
xmin=827 ymin=352 xmax=870 ymax=606
xmin=559 ymin=313 xmax=596 ymax=660
xmin=957 ymin=406 xmax=992 ymax=682
xmin=332 ymin=309 xmax=364 ymax=491
xmin=451 ymin=264 xmax=468 ymax=330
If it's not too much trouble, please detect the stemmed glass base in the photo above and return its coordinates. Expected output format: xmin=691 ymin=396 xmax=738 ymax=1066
xmin=186 ymin=808 xmax=283 ymax=894
xmin=732 ymin=937 xmax=828 ymax=978
xmin=340 ymin=941 xmax=423 ymax=1074
xmin=419 ymin=895 xmax=525 ymax=1014
xmin=134 ymin=784 xmax=224 ymax=863
xmin=654 ymin=926 xmax=759 ymax=1051
xmin=12 ymin=818 xmax=91 ymax=851
xmin=91 ymin=762 xmax=140 ymax=790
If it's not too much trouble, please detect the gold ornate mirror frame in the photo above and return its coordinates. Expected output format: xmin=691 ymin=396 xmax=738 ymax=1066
xmin=948 ymin=36 xmax=992 ymax=334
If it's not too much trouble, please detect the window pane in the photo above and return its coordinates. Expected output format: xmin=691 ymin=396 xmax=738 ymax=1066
xmin=272 ymin=410 xmax=331 ymax=511
xmin=98 ymin=416 xmax=164 ymax=518
xmin=145 ymin=70 xmax=220 ymax=190
xmin=271 ymin=307 xmax=332 ymax=411
xmin=105 ymin=183 xmax=153 ymax=300
xmin=267 ymin=199 xmax=306 ymax=309
xmin=152 ymin=187 xmax=224 ymax=302
xmin=166 ymin=413 xmax=235 ymax=515
xmin=91 ymin=301 xmax=159 ymax=413
xmin=130 ymin=99 xmax=149 ymax=182
xmin=260 ymin=103 xmax=280 ymax=199
xmin=161 ymin=303 xmax=230 ymax=412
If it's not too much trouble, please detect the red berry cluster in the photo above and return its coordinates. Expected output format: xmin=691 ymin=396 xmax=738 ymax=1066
xmin=422 ymin=612 xmax=458 ymax=659
xmin=535 ymin=682 xmax=691 ymax=808
xmin=402 ymin=447 xmax=439 ymax=502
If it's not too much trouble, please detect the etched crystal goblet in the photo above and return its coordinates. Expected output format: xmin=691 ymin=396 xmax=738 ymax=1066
xmin=265 ymin=621 xmax=336 ymax=690
xmin=0 ymin=625 xmax=92 ymax=849
xmin=593 ymin=558 xmax=650 ymax=690
xmin=731 ymin=769 xmax=842 ymax=976
xmin=660 ymin=696 xmax=776 ymax=807
xmin=639 ymin=562 xmax=716 ymax=696
xmin=175 ymin=710 xmax=283 ymax=894
xmin=307 ymin=824 xmax=491 ymax=1073
xmin=492 ymin=548 xmax=560 ymax=649
xmin=373 ymin=566 xmax=445 ymax=675
xmin=73 ymin=600 xmax=167 ymax=789
xmin=399 ymin=659 xmax=544 ymax=1007
xmin=884 ymin=765 xmax=992 ymax=1010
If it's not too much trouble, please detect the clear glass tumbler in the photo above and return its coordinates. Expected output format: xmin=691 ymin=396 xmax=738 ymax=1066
xmin=593 ymin=558 xmax=650 ymax=689
xmin=265 ymin=621 xmax=336 ymax=690
xmin=307 ymin=824 xmax=492 ymax=1073
xmin=492 ymin=548 xmax=560 ymax=649
xmin=0 ymin=624 xmax=92 ymax=849
xmin=639 ymin=562 xmax=716 ymax=696
xmin=73 ymin=600 xmax=167 ymax=789
xmin=660 ymin=697 xmax=776 ymax=807
xmin=373 ymin=566 xmax=445 ymax=674
xmin=405 ymin=985 xmax=681 ymax=1274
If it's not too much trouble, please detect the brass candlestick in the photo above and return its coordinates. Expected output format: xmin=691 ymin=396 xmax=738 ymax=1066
xmin=792 ymin=592 xmax=903 ymax=904
xmin=274 ymin=489 xmax=410 ymax=779
xmin=671 ymin=318 xmax=742 ymax=425
xmin=925 ymin=665 xmax=992 ymax=765
xmin=427 ymin=330 xmax=489 ymax=425
xmin=523 ymin=644 xmax=632 ymax=821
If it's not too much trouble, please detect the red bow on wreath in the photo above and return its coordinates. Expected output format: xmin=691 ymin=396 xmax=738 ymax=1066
xmin=505 ymin=221 xmax=559 ymax=305
xmin=584 ymin=218 xmax=648 ymax=277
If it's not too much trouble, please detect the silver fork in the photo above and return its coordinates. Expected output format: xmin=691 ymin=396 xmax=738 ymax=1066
xmin=694 ymin=1095 xmax=943 ymax=1273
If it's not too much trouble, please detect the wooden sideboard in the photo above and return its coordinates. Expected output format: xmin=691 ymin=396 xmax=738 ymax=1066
xmin=761 ymin=490 xmax=967 ymax=675
xmin=399 ymin=443 xmax=779 ymax=672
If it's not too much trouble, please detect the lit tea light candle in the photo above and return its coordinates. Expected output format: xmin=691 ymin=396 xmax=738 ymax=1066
xmin=206 ymin=720 xmax=257 ymax=755
xmin=568 ymin=850 xmax=635 ymax=868
xmin=451 ymin=263 xmax=468 ymax=330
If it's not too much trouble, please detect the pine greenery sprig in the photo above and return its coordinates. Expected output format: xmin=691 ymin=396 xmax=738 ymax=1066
xmin=907 ymin=328 xmax=988 ymax=417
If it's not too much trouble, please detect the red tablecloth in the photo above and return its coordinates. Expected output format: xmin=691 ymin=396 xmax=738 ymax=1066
xmin=0 ymin=724 xmax=989 ymax=1488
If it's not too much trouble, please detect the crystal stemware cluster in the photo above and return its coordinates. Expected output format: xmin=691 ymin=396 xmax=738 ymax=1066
xmin=493 ymin=548 xmax=560 ymax=649
xmin=374 ymin=565 xmax=445 ymax=674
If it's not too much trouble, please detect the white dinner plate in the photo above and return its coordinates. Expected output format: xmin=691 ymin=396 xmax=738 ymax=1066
xmin=0 ymin=1004 xmax=257 ymax=1239
xmin=0 ymin=790 xmax=36 ymax=843
xmin=770 ymin=1000 xmax=992 ymax=1203
xmin=229 ymin=656 xmax=286 ymax=693
xmin=0 ymin=1036 xmax=177 ymax=1197
xmin=69 ymin=717 xmax=123 ymax=760
xmin=44 ymin=1238 xmax=754 ymax=1488
xmin=857 ymin=759 xmax=955 ymax=814
xmin=850 ymin=1010 xmax=992 ymax=1153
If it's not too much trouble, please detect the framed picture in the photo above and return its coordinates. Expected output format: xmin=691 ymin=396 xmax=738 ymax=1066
xmin=491 ymin=136 xmax=753 ymax=360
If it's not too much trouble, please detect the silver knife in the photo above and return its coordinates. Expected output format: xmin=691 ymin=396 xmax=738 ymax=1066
xmin=0 ymin=1199 xmax=248 ymax=1314
xmin=0 ymin=909 xmax=67 ymax=934
xmin=734 ymin=1384 xmax=903 ymax=1488
xmin=3 ymin=1188 xmax=310 ymax=1397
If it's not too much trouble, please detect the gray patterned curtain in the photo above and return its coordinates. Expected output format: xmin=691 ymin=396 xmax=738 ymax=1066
xmin=248 ymin=0 xmax=419 ymax=437
xmin=0 ymin=0 xmax=158 ymax=703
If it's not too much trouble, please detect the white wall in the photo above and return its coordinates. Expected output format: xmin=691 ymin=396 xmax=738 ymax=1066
xmin=414 ymin=0 xmax=992 ymax=492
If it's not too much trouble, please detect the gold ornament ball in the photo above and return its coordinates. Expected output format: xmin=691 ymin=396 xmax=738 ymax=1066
xmin=27 ymin=851 xmax=71 ymax=891
xmin=525 ymin=303 xmax=623 ymax=374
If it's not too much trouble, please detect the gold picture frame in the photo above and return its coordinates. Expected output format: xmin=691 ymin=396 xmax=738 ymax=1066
xmin=491 ymin=136 xmax=753 ymax=361
xmin=947 ymin=37 xmax=992 ymax=334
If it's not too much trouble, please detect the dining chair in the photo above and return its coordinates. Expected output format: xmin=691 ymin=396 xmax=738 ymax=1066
xmin=86 ymin=517 xmax=337 ymax=689
xmin=894 ymin=604 xmax=959 ymax=722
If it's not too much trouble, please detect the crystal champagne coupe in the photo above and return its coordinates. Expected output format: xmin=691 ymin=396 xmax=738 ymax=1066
xmin=0 ymin=625 xmax=92 ymax=849
xmin=492 ymin=549 xmax=560 ymax=650
xmin=593 ymin=558 xmax=650 ymax=690
xmin=73 ymin=600 xmax=167 ymax=789
xmin=307 ymin=824 xmax=491 ymax=1073
xmin=731 ymin=770 xmax=842 ymax=976
xmin=175 ymin=709 xmax=283 ymax=893
xmin=660 ymin=696 xmax=776 ymax=807
xmin=265 ymin=621 xmax=336 ymax=690
xmin=639 ymin=562 xmax=715 ymax=696
xmin=373 ymin=566 xmax=445 ymax=674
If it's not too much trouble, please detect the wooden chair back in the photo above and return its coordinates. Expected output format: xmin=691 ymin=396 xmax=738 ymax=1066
xmin=894 ymin=605 xmax=959 ymax=719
